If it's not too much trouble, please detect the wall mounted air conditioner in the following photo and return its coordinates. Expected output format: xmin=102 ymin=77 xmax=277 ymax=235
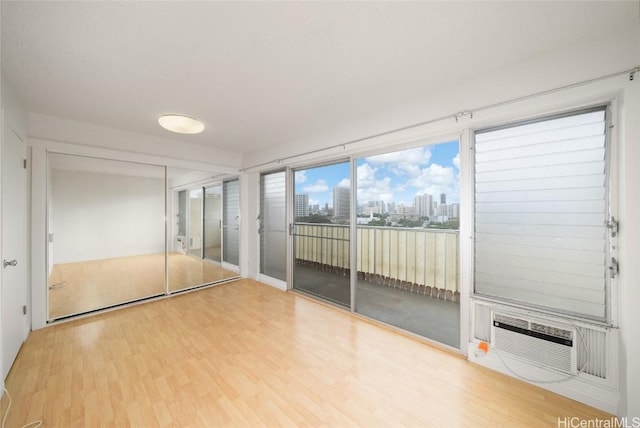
xmin=491 ymin=311 xmax=578 ymax=374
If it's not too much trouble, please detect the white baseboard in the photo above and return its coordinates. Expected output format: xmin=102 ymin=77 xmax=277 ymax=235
xmin=257 ymin=274 xmax=287 ymax=291
xmin=221 ymin=262 xmax=240 ymax=273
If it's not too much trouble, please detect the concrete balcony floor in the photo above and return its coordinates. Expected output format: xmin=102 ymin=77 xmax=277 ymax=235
xmin=293 ymin=265 xmax=460 ymax=348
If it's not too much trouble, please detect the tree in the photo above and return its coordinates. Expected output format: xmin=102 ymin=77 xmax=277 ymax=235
xmin=295 ymin=214 xmax=332 ymax=224
xmin=367 ymin=219 xmax=387 ymax=226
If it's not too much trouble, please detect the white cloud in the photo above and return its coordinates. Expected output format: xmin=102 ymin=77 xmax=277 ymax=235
xmin=337 ymin=178 xmax=350 ymax=188
xmin=356 ymin=163 xmax=395 ymax=203
xmin=303 ymin=179 xmax=329 ymax=193
xmin=309 ymin=198 xmax=320 ymax=206
xmin=295 ymin=170 xmax=307 ymax=184
xmin=453 ymin=153 xmax=460 ymax=170
xmin=408 ymin=163 xmax=459 ymax=203
xmin=365 ymin=147 xmax=431 ymax=178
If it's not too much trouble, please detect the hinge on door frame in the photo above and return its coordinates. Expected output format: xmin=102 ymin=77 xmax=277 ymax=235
xmin=609 ymin=257 xmax=619 ymax=279
xmin=23 ymin=159 xmax=27 ymax=169
xmin=289 ymin=223 xmax=295 ymax=236
xmin=607 ymin=216 xmax=618 ymax=238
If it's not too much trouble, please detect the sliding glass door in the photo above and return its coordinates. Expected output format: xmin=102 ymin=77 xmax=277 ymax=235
xmin=354 ymin=141 xmax=461 ymax=347
xmin=292 ymin=161 xmax=351 ymax=307
xmin=285 ymin=143 xmax=460 ymax=348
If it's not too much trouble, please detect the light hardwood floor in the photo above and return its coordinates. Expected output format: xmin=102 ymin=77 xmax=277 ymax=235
xmin=6 ymin=279 xmax=611 ymax=427
xmin=48 ymin=253 xmax=239 ymax=319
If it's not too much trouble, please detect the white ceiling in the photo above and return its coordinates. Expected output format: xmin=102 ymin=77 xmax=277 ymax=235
xmin=2 ymin=1 xmax=637 ymax=156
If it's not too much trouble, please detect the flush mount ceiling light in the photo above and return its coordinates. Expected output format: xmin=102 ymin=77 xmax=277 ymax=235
xmin=158 ymin=114 xmax=205 ymax=134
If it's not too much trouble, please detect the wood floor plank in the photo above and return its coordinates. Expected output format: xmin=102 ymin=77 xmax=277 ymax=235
xmin=3 ymin=279 xmax=613 ymax=427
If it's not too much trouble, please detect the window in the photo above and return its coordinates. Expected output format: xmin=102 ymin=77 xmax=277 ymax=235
xmin=473 ymin=106 xmax=612 ymax=322
xmin=260 ymin=170 xmax=287 ymax=281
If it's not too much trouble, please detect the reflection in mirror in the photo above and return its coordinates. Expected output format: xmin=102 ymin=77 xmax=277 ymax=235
xmin=47 ymin=153 xmax=166 ymax=320
xmin=167 ymin=168 xmax=240 ymax=292
xmin=204 ymin=185 xmax=222 ymax=263
xmin=222 ymin=179 xmax=240 ymax=266
xmin=189 ymin=188 xmax=204 ymax=257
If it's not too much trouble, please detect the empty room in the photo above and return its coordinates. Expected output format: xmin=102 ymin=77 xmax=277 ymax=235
xmin=1 ymin=1 xmax=639 ymax=427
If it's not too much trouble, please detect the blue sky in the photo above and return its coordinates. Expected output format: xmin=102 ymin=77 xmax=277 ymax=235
xmin=295 ymin=140 xmax=460 ymax=207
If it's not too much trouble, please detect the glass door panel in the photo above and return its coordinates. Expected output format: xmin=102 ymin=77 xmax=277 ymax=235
xmin=355 ymin=141 xmax=461 ymax=348
xmin=292 ymin=161 xmax=350 ymax=307
xmin=204 ymin=185 xmax=222 ymax=263
xmin=47 ymin=153 xmax=166 ymax=320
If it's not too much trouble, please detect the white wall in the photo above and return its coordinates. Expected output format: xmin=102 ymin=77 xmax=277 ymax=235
xmin=240 ymin=22 xmax=640 ymax=417
xmin=50 ymin=169 xmax=165 ymax=264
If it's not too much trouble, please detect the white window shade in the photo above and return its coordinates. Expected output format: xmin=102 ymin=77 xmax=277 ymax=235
xmin=260 ymin=171 xmax=287 ymax=281
xmin=474 ymin=107 xmax=609 ymax=321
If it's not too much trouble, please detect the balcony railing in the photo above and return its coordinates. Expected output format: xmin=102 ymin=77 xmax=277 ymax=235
xmin=294 ymin=223 xmax=459 ymax=302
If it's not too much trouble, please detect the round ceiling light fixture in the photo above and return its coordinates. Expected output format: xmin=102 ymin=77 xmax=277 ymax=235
xmin=158 ymin=114 xmax=205 ymax=134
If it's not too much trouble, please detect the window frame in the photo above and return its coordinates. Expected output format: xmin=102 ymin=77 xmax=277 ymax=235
xmin=470 ymin=103 xmax=617 ymax=326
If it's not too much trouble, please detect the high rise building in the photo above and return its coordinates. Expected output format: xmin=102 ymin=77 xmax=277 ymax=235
xmin=414 ymin=194 xmax=433 ymax=217
xmin=438 ymin=203 xmax=448 ymax=216
xmin=333 ymin=187 xmax=350 ymax=219
xmin=295 ymin=194 xmax=309 ymax=218
xmin=449 ymin=203 xmax=460 ymax=219
xmin=440 ymin=193 xmax=446 ymax=205
xmin=364 ymin=200 xmax=385 ymax=215
xmin=387 ymin=202 xmax=396 ymax=214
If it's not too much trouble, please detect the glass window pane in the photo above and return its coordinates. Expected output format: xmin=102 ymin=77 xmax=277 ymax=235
xmin=355 ymin=141 xmax=460 ymax=348
xmin=293 ymin=161 xmax=351 ymax=307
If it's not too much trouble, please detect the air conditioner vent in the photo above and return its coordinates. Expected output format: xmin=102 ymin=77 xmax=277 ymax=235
xmin=473 ymin=302 xmax=492 ymax=343
xmin=492 ymin=311 xmax=577 ymax=374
